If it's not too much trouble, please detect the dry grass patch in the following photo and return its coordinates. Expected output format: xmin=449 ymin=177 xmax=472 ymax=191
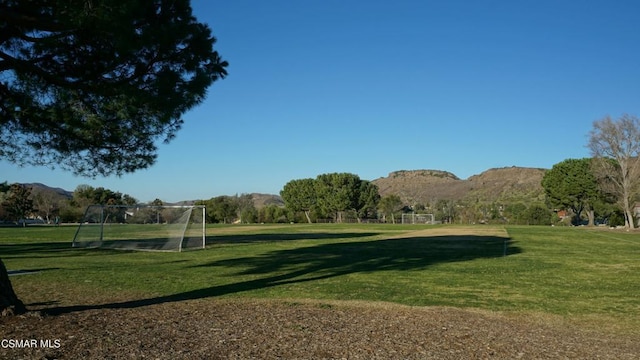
xmin=391 ymin=225 xmax=509 ymax=239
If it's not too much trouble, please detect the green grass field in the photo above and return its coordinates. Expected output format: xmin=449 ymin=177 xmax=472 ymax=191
xmin=2 ymin=224 xmax=639 ymax=332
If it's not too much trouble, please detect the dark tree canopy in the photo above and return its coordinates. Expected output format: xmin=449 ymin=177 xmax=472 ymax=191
xmin=1 ymin=183 xmax=34 ymax=225
xmin=282 ymin=173 xmax=380 ymax=223
xmin=280 ymin=178 xmax=317 ymax=223
xmin=541 ymin=158 xmax=599 ymax=226
xmin=0 ymin=0 xmax=228 ymax=176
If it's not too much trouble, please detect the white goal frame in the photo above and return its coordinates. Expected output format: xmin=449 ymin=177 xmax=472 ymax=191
xmin=401 ymin=213 xmax=435 ymax=224
xmin=72 ymin=205 xmax=206 ymax=252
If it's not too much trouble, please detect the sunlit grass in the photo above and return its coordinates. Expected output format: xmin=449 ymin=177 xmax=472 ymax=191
xmin=1 ymin=224 xmax=638 ymax=331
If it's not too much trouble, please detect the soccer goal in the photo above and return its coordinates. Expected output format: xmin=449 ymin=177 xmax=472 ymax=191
xmin=72 ymin=205 xmax=206 ymax=252
xmin=401 ymin=213 xmax=435 ymax=224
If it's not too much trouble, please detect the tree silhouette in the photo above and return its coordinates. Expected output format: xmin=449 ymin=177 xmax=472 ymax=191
xmin=0 ymin=0 xmax=227 ymax=316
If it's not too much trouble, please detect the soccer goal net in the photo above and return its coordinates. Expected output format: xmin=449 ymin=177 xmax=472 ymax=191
xmin=401 ymin=213 xmax=435 ymax=224
xmin=72 ymin=205 xmax=206 ymax=252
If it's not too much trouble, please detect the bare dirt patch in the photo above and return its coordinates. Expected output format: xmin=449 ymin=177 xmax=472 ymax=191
xmin=391 ymin=226 xmax=509 ymax=239
xmin=1 ymin=299 xmax=638 ymax=359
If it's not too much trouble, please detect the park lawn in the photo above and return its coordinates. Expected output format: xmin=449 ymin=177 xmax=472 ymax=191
xmin=1 ymin=223 xmax=638 ymax=333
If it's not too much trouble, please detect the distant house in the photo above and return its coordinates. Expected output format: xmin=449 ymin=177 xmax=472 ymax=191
xmin=556 ymin=210 xmax=569 ymax=219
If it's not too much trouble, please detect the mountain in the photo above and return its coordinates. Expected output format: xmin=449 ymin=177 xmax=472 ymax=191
xmin=24 ymin=183 xmax=73 ymax=199
xmin=372 ymin=167 xmax=546 ymax=205
xmin=465 ymin=167 xmax=547 ymax=203
xmin=12 ymin=167 xmax=545 ymax=208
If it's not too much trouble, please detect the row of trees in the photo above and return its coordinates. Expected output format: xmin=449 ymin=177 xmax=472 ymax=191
xmin=196 ymin=194 xmax=264 ymax=224
xmin=2 ymin=118 xmax=637 ymax=230
xmin=280 ymin=114 xmax=640 ymax=227
xmin=280 ymin=173 xmax=557 ymax=225
xmin=542 ymin=157 xmax=635 ymax=228
xmin=0 ymin=178 xmax=557 ymax=226
xmin=0 ymin=183 xmax=142 ymax=224
xmin=280 ymin=173 xmax=380 ymax=223
xmin=376 ymin=195 xmax=555 ymax=225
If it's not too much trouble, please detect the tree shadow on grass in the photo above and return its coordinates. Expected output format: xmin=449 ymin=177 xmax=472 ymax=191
xmin=0 ymin=242 xmax=140 ymax=259
xmin=1 ymin=242 xmax=78 ymax=258
xmin=205 ymin=232 xmax=381 ymax=244
xmin=44 ymin=234 xmax=520 ymax=316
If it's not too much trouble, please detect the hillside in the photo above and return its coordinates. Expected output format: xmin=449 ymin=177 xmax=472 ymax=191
xmin=24 ymin=183 xmax=73 ymax=199
xmin=12 ymin=167 xmax=545 ymax=209
xmin=466 ymin=167 xmax=547 ymax=203
xmin=250 ymin=193 xmax=284 ymax=208
xmin=372 ymin=167 xmax=546 ymax=206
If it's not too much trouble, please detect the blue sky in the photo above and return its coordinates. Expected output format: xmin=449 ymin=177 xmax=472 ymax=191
xmin=2 ymin=0 xmax=640 ymax=202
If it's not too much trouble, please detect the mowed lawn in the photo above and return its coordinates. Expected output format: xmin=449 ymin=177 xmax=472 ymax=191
xmin=1 ymin=224 xmax=639 ymax=332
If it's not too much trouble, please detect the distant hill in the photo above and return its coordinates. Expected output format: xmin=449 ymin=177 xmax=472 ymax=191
xmin=13 ymin=167 xmax=545 ymax=209
xmin=249 ymin=193 xmax=284 ymax=208
xmin=24 ymin=183 xmax=73 ymax=200
xmin=372 ymin=167 xmax=546 ymax=206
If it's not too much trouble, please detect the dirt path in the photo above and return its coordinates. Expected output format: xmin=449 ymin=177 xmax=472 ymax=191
xmin=1 ymin=299 xmax=638 ymax=359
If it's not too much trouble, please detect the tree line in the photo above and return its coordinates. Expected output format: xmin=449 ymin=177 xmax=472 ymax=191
xmin=195 ymin=194 xmax=288 ymax=224
xmin=0 ymin=184 xmax=140 ymax=225
xmin=277 ymin=116 xmax=640 ymax=227
xmin=280 ymin=173 xmax=556 ymax=225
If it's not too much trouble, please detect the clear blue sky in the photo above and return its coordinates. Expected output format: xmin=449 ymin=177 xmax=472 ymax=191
xmin=2 ymin=0 xmax=639 ymax=202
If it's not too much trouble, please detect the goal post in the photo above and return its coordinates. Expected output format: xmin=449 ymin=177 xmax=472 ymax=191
xmin=401 ymin=213 xmax=435 ymax=224
xmin=72 ymin=205 xmax=206 ymax=252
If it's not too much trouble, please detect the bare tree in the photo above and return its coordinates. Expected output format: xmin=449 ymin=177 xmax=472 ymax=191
xmin=32 ymin=188 xmax=63 ymax=224
xmin=588 ymin=114 xmax=640 ymax=229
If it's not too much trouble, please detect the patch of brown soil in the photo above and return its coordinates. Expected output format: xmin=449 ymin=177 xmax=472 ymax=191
xmin=391 ymin=226 xmax=509 ymax=239
xmin=1 ymin=299 xmax=638 ymax=359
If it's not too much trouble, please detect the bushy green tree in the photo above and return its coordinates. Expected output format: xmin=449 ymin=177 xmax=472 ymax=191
xmin=315 ymin=173 xmax=359 ymax=222
xmin=258 ymin=205 xmax=287 ymax=223
xmin=357 ymin=181 xmax=381 ymax=221
xmin=1 ymin=184 xmax=34 ymax=226
xmin=281 ymin=178 xmax=317 ymax=223
xmin=72 ymin=185 xmax=114 ymax=206
xmin=233 ymin=194 xmax=256 ymax=224
xmin=503 ymin=202 xmax=527 ymax=225
xmin=70 ymin=190 xmax=139 ymax=224
xmin=524 ymin=204 xmax=553 ymax=225
xmin=204 ymin=196 xmax=237 ymax=224
xmin=542 ymin=158 xmax=599 ymax=226
xmin=378 ymin=195 xmax=403 ymax=223
xmin=282 ymin=173 xmax=380 ymax=223
xmin=435 ymin=199 xmax=457 ymax=224
xmin=315 ymin=173 xmax=379 ymax=223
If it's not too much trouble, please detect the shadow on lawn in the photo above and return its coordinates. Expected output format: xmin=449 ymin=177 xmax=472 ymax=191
xmin=205 ymin=232 xmax=381 ymax=244
xmin=44 ymin=234 xmax=520 ymax=315
xmin=1 ymin=242 xmax=87 ymax=259
xmin=0 ymin=241 xmax=144 ymax=259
